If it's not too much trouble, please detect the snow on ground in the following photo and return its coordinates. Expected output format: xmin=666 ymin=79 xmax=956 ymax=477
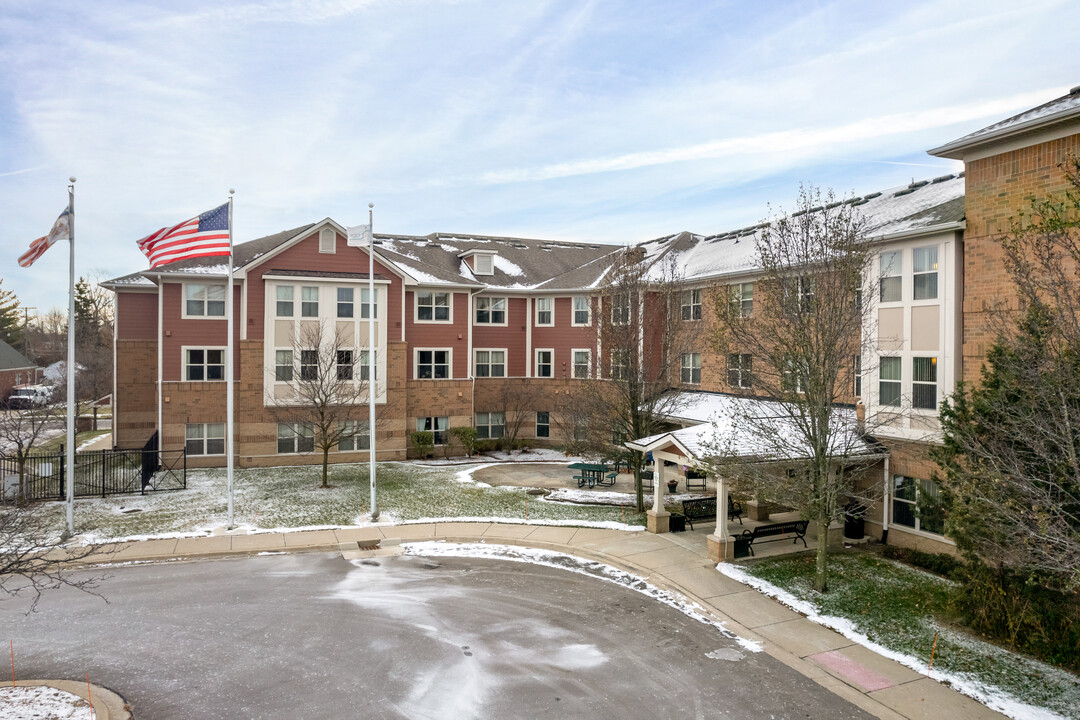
xmin=0 ymin=686 xmax=92 ymax=719
xmin=405 ymin=541 xmax=761 ymax=653
xmin=400 ymin=515 xmax=644 ymax=532
xmin=411 ymin=448 xmax=586 ymax=466
xmin=718 ymin=563 xmax=1065 ymax=720
xmin=544 ymin=488 xmax=709 ymax=506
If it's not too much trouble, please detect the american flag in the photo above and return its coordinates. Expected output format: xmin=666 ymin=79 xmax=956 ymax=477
xmin=138 ymin=202 xmax=231 ymax=268
xmin=18 ymin=207 xmax=71 ymax=268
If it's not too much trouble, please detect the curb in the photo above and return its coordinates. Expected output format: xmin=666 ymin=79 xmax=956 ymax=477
xmin=2 ymin=679 xmax=132 ymax=719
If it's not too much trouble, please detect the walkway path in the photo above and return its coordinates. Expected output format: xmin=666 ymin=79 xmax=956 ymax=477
xmin=84 ymin=522 xmax=1004 ymax=720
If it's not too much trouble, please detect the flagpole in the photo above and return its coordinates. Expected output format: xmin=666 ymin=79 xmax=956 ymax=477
xmin=63 ymin=177 xmax=76 ymax=539
xmin=226 ymin=190 xmax=236 ymax=530
xmin=368 ymin=203 xmax=379 ymax=521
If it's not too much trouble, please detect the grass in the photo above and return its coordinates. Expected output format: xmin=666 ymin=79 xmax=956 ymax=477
xmin=32 ymin=461 xmax=647 ymax=541
xmin=743 ymin=550 xmax=1080 ymax=719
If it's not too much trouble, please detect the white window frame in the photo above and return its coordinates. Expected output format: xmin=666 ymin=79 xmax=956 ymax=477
xmin=535 ymin=349 xmax=554 ymax=378
xmin=274 ymin=349 xmax=293 ymax=382
xmin=415 ymin=290 xmax=452 ymax=323
xmin=301 ymin=286 xmax=319 ymax=318
xmin=611 ymin=294 xmax=630 ymax=325
xmin=475 ymin=296 xmax=508 ymax=326
xmin=277 ymin=422 xmax=314 ymax=454
xmin=358 ymin=349 xmax=377 ymax=381
xmin=853 ymin=355 xmax=862 ymax=398
xmin=182 ymin=282 xmax=226 ymax=319
xmin=474 ymin=348 xmax=507 ymax=378
xmin=880 ymin=250 xmax=903 ymax=303
xmin=681 ymin=289 xmax=702 ymax=321
xmin=415 ymin=348 xmax=452 ymax=380
xmin=535 ymin=297 xmax=554 ymax=327
xmin=727 ymin=353 xmax=752 ymax=389
xmin=735 ymin=282 xmax=753 ymax=319
xmin=360 ymin=287 xmax=378 ymax=319
xmin=610 ymin=350 xmax=629 ymax=380
xmin=337 ymin=287 xmax=354 ymax=318
xmin=879 ymin=355 xmax=902 ymax=407
xmin=472 ymin=254 xmax=494 ymax=275
xmin=913 ymin=245 xmax=939 ymax=301
xmin=571 ymin=348 xmax=591 ymax=379
xmin=319 ymin=227 xmax=336 ymax=254
xmin=186 ymin=422 xmax=225 ymax=456
xmin=892 ymin=475 xmax=946 ymax=536
xmin=338 ymin=420 xmax=370 ymax=451
xmin=572 ymin=296 xmax=591 ymax=326
xmin=336 ymin=349 xmax=354 ymax=381
xmin=184 ymin=346 xmax=225 ymax=382
xmin=475 ymin=411 xmax=505 ymax=440
xmin=416 ymin=416 xmax=449 ymax=445
xmin=681 ymin=352 xmax=701 ymax=385
xmin=276 ymin=285 xmax=294 ymax=318
xmin=535 ymin=411 xmax=550 ymax=439
xmin=912 ymin=356 xmax=938 ymax=411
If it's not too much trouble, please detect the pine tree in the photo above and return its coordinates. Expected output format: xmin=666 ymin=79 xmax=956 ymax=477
xmin=0 ymin=278 xmax=23 ymax=349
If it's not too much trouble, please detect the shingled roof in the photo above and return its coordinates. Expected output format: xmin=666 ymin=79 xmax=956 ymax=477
xmin=0 ymin=339 xmax=35 ymax=372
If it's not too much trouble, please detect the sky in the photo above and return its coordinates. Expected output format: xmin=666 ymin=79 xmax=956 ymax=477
xmin=1 ymin=0 xmax=1078 ymax=314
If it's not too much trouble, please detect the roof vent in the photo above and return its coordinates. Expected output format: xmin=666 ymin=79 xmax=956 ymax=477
xmin=1071 ymin=84 xmax=1080 ymax=95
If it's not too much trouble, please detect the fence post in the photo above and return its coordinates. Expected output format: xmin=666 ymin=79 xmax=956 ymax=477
xmin=102 ymin=449 xmax=107 ymax=498
xmin=59 ymin=452 xmax=65 ymax=502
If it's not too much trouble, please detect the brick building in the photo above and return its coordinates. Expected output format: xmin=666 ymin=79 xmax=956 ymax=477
xmin=105 ymin=86 xmax=1080 ymax=555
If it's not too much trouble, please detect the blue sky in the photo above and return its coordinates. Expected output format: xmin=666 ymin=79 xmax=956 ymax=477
xmin=1 ymin=0 xmax=1078 ymax=312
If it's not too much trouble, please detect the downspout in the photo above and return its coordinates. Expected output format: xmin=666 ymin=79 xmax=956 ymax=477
xmin=157 ymin=283 xmax=163 ymax=445
xmin=881 ymin=456 xmax=890 ymax=544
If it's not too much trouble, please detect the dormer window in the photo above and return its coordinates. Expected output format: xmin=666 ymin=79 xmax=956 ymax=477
xmin=319 ymin=228 xmax=336 ymax=254
xmin=459 ymin=249 xmax=496 ymax=276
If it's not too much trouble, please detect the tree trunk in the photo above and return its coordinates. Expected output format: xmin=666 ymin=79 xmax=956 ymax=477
xmin=633 ymin=468 xmax=644 ymax=512
xmin=814 ymin=515 xmax=829 ymax=592
xmin=321 ymin=448 xmax=330 ymax=488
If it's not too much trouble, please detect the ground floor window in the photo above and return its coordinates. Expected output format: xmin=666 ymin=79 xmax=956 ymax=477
xmin=417 ymin=416 xmax=448 ymax=445
xmin=277 ymin=422 xmax=314 ymax=454
xmin=338 ymin=420 xmax=370 ymax=451
xmin=186 ymin=422 xmax=224 ymax=456
xmin=475 ymin=411 xmax=505 ymax=439
xmin=536 ymin=411 xmax=550 ymax=438
xmin=892 ymin=475 xmax=945 ymax=535
xmin=573 ymin=417 xmax=588 ymax=442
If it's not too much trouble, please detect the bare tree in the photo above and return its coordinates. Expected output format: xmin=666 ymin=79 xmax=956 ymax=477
xmin=268 ymin=321 xmax=379 ymax=488
xmin=0 ymin=404 xmax=64 ymax=506
xmin=704 ymin=185 xmax=880 ymax=592
xmin=936 ymin=158 xmax=1080 ymax=590
xmin=74 ymin=275 xmax=114 ymax=407
xmin=565 ymin=251 xmax=702 ymax=512
xmin=0 ymin=505 xmax=111 ymax=613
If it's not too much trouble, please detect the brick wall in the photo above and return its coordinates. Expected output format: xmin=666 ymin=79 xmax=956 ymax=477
xmin=114 ymin=339 xmax=158 ymax=448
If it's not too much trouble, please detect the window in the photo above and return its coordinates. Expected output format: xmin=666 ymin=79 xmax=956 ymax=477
xmin=337 ymin=288 xmax=353 ymax=318
xmin=536 ymin=297 xmax=553 ymax=326
xmin=535 ymin=349 xmax=553 ymax=378
xmin=797 ymin=276 xmax=814 ymax=313
xmin=572 ymin=296 xmax=591 ymax=326
xmin=475 ymin=350 xmax=506 ymax=378
xmin=913 ymin=246 xmax=939 ymax=300
xmin=611 ymin=294 xmax=630 ymax=325
xmin=301 ymin=286 xmax=319 ymax=317
xmin=416 ymin=350 xmax=450 ymax=379
xmin=573 ymin=417 xmax=587 ymax=442
xmin=783 ymin=358 xmax=806 ymax=394
xmin=358 ymin=350 xmax=377 ymax=381
xmin=416 ymin=291 xmax=450 ymax=321
xmin=879 ymin=356 xmax=901 ymax=407
xmin=853 ymin=355 xmax=862 ymax=397
xmin=536 ymin=411 xmax=550 ymax=438
xmin=912 ymin=356 xmax=937 ymax=410
xmin=337 ymin=350 xmax=353 ymax=380
xmin=300 ymin=349 xmax=318 ymax=380
xmin=185 ymin=283 xmax=225 ymax=317
xmin=473 ymin=254 xmax=494 ymax=275
xmin=681 ymin=289 xmax=702 ymax=321
xmin=572 ymin=349 xmax=591 ymax=379
xmin=276 ymin=285 xmax=294 ymax=317
xmin=186 ymin=422 xmax=224 ymax=456
xmin=338 ymin=421 xmax=370 ymax=451
xmin=681 ymin=353 xmax=701 ymax=384
xmin=319 ymin=227 xmax=335 ymax=253
xmin=185 ymin=348 xmax=224 ymax=381
xmin=360 ymin=288 xmax=378 ymax=319
xmin=892 ymin=475 xmax=945 ymax=535
xmin=275 ymin=350 xmax=293 ymax=382
xmin=727 ymin=353 xmax=752 ymax=388
xmin=610 ymin=350 xmax=629 ymax=380
xmin=475 ymin=411 xmax=505 ymax=439
xmin=735 ymin=283 xmax=754 ymax=318
xmin=277 ymin=422 xmax=314 ymax=454
xmin=416 ymin=416 xmax=448 ymax=445
xmin=880 ymin=251 xmax=902 ymax=302
xmin=475 ymin=297 xmax=506 ymax=324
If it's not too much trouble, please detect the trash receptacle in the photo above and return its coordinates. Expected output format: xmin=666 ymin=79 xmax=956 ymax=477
xmin=844 ymin=505 xmax=865 ymax=539
xmin=733 ymin=534 xmax=751 ymax=558
xmin=669 ymin=513 xmax=686 ymax=533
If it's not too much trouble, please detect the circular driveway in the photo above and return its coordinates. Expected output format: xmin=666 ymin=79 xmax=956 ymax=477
xmin=3 ymin=551 xmax=871 ymax=719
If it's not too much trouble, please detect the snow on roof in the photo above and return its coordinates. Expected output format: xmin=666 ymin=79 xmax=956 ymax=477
xmin=931 ymin=87 xmax=1080 ymax=158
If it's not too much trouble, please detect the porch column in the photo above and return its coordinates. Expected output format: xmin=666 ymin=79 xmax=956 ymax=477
xmin=646 ymin=460 xmax=670 ymax=533
xmin=707 ymin=473 xmax=735 ymax=561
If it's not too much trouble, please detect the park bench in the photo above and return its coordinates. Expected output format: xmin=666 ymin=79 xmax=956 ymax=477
xmin=681 ymin=496 xmax=744 ymax=530
xmin=738 ymin=520 xmax=809 ymax=556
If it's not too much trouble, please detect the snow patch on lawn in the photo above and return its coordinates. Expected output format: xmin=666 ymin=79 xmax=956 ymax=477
xmin=405 ymin=541 xmax=761 ymax=653
xmin=0 ymin=685 xmax=92 ymax=719
xmin=545 ymin=488 xmax=709 ymax=506
xmin=400 ymin=517 xmax=644 ymax=531
xmin=718 ymin=563 xmax=1064 ymax=720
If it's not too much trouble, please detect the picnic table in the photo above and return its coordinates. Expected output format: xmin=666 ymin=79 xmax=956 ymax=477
xmin=568 ymin=462 xmax=617 ymax=488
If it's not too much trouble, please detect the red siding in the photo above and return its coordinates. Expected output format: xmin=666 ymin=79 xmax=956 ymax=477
xmin=404 ymin=291 xmax=470 ymax=378
xmin=473 ymin=297 xmax=529 ymax=376
xmin=116 ymin=291 xmax=158 ymax=341
xmin=246 ymin=229 xmax=403 ymax=342
xmin=161 ymin=282 xmax=241 ymax=381
xmin=532 ymin=296 xmax=599 ymax=377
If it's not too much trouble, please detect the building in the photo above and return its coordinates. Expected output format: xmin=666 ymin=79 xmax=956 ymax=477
xmin=105 ymin=85 xmax=1080 ymax=558
xmin=0 ymin=339 xmax=40 ymax=403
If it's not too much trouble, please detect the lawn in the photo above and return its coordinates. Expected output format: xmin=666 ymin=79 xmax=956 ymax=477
xmin=33 ymin=461 xmax=647 ymax=542
xmin=733 ymin=550 xmax=1080 ymax=720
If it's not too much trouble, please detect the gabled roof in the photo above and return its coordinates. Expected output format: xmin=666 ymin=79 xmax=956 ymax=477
xmin=0 ymin=339 xmax=35 ymax=372
xmin=930 ymin=86 xmax=1080 ymax=159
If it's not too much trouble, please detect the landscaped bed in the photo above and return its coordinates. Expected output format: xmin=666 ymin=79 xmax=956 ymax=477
xmin=31 ymin=461 xmax=647 ymax=542
xmin=728 ymin=549 xmax=1080 ymax=720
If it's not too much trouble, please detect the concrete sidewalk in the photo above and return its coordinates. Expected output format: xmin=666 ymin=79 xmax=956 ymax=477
xmin=84 ymin=522 xmax=1004 ymax=720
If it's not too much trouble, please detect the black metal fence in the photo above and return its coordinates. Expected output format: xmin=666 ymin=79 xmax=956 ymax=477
xmin=1 ymin=438 xmax=185 ymax=503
